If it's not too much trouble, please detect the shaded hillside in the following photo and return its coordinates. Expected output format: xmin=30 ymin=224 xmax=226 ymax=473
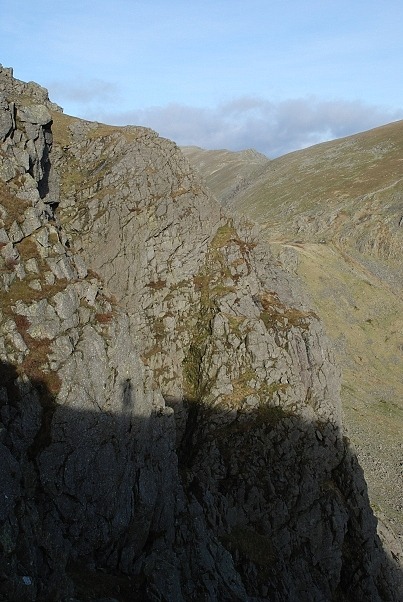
xmin=0 ymin=65 xmax=401 ymax=600
xmin=184 ymin=122 xmax=403 ymax=544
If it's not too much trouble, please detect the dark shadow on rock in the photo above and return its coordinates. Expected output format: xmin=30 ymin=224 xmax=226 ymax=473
xmin=37 ymin=123 xmax=52 ymax=201
xmin=0 ymin=361 xmax=149 ymax=602
xmin=0 ymin=360 xmax=401 ymax=602
xmin=174 ymin=397 xmax=403 ymax=602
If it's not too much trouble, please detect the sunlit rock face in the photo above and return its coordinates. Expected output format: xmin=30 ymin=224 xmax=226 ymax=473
xmin=0 ymin=65 xmax=401 ymax=601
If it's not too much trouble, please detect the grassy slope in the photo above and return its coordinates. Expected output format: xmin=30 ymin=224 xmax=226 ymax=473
xmin=231 ymin=121 xmax=402 ymax=229
xmin=280 ymin=241 xmax=403 ymax=529
xmin=181 ymin=146 xmax=269 ymax=205
xmin=184 ymin=122 xmax=403 ymax=538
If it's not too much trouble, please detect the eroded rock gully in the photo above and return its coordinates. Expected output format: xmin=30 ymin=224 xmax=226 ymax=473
xmin=0 ymin=65 xmax=401 ymax=601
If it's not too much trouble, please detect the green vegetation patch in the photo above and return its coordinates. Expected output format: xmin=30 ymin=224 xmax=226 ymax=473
xmin=183 ymin=306 xmax=215 ymax=401
xmin=183 ymin=224 xmax=247 ymax=400
xmin=11 ymin=312 xmax=61 ymax=395
xmin=222 ymin=525 xmax=276 ymax=574
xmin=211 ymin=223 xmax=237 ymax=249
xmin=259 ymin=290 xmax=316 ymax=332
xmin=220 ymin=369 xmax=256 ymax=407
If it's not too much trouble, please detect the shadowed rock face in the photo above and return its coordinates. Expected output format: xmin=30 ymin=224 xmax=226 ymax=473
xmin=0 ymin=65 xmax=401 ymax=601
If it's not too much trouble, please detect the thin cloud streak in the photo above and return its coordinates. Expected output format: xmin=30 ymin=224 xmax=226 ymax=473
xmin=96 ymin=97 xmax=403 ymax=158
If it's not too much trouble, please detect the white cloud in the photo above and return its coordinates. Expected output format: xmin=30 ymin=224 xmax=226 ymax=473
xmin=88 ymin=97 xmax=403 ymax=158
xmin=48 ymin=79 xmax=120 ymax=105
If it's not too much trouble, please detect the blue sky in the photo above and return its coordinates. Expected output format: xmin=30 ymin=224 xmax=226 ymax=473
xmin=1 ymin=0 xmax=403 ymax=156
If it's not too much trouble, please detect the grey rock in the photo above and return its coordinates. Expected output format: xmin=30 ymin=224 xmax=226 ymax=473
xmin=21 ymin=207 xmax=42 ymax=237
xmin=8 ymin=331 xmax=27 ymax=352
xmin=52 ymin=287 xmax=80 ymax=320
xmin=18 ymin=298 xmax=61 ymax=339
xmin=17 ymin=104 xmax=51 ymax=126
xmin=28 ymin=279 xmax=42 ymax=291
xmin=0 ymin=228 xmax=9 ymax=245
xmin=0 ymin=99 xmax=12 ymax=140
xmin=25 ymin=258 xmax=39 ymax=273
xmin=0 ymin=155 xmax=17 ymax=181
xmin=0 ymin=241 xmax=18 ymax=263
xmin=72 ymin=253 xmax=87 ymax=278
xmin=11 ymin=146 xmax=30 ymax=171
xmin=16 ymin=187 xmax=41 ymax=203
xmin=46 ymin=256 xmax=77 ymax=280
xmin=34 ymin=227 xmax=50 ymax=249
xmin=8 ymin=220 xmax=24 ymax=243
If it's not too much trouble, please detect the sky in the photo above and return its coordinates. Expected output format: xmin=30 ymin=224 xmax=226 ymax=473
xmin=1 ymin=0 xmax=403 ymax=157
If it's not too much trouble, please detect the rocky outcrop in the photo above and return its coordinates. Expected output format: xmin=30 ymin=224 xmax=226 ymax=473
xmin=0 ymin=66 xmax=401 ymax=601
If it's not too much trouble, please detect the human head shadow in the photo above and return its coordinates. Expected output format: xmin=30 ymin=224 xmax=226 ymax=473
xmin=120 ymin=378 xmax=133 ymax=409
xmin=0 ymin=359 xmax=401 ymax=601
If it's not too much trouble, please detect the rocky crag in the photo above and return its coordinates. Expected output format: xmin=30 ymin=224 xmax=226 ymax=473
xmin=0 ymin=65 xmax=401 ymax=601
xmin=183 ymin=136 xmax=403 ymax=545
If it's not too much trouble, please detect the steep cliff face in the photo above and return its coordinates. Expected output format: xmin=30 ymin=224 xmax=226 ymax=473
xmin=0 ymin=66 xmax=401 ymax=601
xmin=0 ymin=66 xmax=183 ymax=601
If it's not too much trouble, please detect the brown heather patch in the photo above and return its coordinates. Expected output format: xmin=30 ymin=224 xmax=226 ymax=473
xmin=0 ymin=180 xmax=29 ymax=227
xmin=211 ymin=223 xmax=237 ymax=249
xmin=84 ymin=122 xmax=140 ymax=144
xmin=20 ymin=345 xmax=61 ymax=396
xmin=1 ymin=277 xmax=69 ymax=306
xmin=0 ymin=277 xmax=70 ymax=396
xmin=170 ymin=186 xmax=187 ymax=199
xmin=193 ymin=273 xmax=210 ymax=292
xmin=211 ymin=223 xmax=256 ymax=256
xmin=103 ymin=292 xmax=118 ymax=305
xmin=21 ymin=333 xmax=52 ymax=370
xmin=50 ymin=111 xmax=75 ymax=147
xmin=147 ymin=279 xmax=166 ymax=290
xmin=87 ymin=268 xmax=101 ymax=280
xmin=236 ymin=239 xmax=257 ymax=254
xmin=259 ymin=290 xmax=317 ymax=332
xmin=13 ymin=313 xmax=30 ymax=337
xmin=17 ymin=236 xmax=40 ymax=259
xmin=13 ymin=313 xmax=61 ymax=395
xmin=95 ymin=312 xmax=114 ymax=324
xmin=221 ymin=380 xmax=255 ymax=407
xmin=3 ymin=256 xmax=19 ymax=271
xmin=141 ymin=344 xmax=163 ymax=362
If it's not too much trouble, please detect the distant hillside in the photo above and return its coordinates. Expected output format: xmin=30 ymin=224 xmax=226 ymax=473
xmin=184 ymin=122 xmax=403 ymax=542
xmin=182 ymin=146 xmax=269 ymax=206
xmin=184 ymin=121 xmax=403 ymax=277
